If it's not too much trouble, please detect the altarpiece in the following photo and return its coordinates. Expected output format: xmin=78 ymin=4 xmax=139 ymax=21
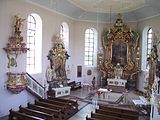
xmin=98 ymin=14 xmax=140 ymax=87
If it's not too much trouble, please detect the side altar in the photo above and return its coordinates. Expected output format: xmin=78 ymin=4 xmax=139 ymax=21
xmin=46 ymin=34 xmax=71 ymax=97
xmin=98 ymin=14 xmax=140 ymax=88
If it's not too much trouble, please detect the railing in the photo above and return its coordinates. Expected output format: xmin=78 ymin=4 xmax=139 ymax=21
xmin=26 ymin=73 xmax=45 ymax=99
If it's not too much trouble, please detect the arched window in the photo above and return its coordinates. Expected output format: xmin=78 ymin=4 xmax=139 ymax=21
xmin=147 ymin=28 xmax=153 ymax=59
xmin=27 ymin=13 xmax=42 ymax=74
xmin=60 ymin=22 xmax=69 ymax=50
xmin=141 ymin=27 xmax=153 ymax=70
xmin=84 ymin=28 xmax=97 ymax=66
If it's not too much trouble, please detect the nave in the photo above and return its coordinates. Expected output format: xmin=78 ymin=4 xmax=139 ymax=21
xmin=1 ymin=86 xmax=151 ymax=120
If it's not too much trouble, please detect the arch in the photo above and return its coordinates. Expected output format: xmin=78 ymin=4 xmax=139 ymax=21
xmin=84 ymin=27 xmax=98 ymax=67
xmin=26 ymin=13 xmax=42 ymax=74
xmin=141 ymin=26 xmax=153 ymax=70
xmin=60 ymin=22 xmax=69 ymax=51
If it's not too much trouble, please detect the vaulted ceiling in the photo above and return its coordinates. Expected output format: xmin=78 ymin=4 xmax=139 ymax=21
xmin=27 ymin=0 xmax=160 ymax=22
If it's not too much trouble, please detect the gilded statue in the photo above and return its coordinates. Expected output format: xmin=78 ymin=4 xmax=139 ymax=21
xmin=147 ymin=45 xmax=158 ymax=92
xmin=114 ymin=63 xmax=123 ymax=79
xmin=47 ymin=34 xmax=70 ymax=80
xmin=14 ymin=15 xmax=25 ymax=33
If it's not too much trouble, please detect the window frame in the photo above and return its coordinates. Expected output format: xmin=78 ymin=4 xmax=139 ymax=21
xmin=146 ymin=28 xmax=153 ymax=69
xmin=27 ymin=14 xmax=36 ymax=72
xmin=84 ymin=28 xmax=97 ymax=67
xmin=26 ymin=13 xmax=42 ymax=74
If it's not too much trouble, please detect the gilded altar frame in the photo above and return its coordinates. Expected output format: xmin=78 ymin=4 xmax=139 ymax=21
xmin=47 ymin=36 xmax=70 ymax=80
xmin=98 ymin=14 xmax=140 ymax=81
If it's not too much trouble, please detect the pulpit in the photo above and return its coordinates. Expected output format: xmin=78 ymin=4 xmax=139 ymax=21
xmin=97 ymin=14 xmax=140 ymax=88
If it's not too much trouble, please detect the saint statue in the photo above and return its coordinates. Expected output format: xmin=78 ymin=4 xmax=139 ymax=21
xmin=114 ymin=63 xmax=123 ymax=79
xmin=14 ymin=16 xmax=25 ymax=33
xmin=46 ymin=66 xmax=54 ymax=81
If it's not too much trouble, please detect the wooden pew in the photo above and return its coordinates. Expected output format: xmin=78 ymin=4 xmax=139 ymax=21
xmin=19 ymin=106 xmax=54 ymax=120
xmin=86 ymin=115 xmax=100 ymax=120
xmin=35 ymin=100 xmax=66 ymax=119
xmin=9 ymin=109 xmax=44 ymax=120
xmin=35 ymin=100 xmax=64 ymax=111
xmin=27 ymin=103 xmax=62 ymax=120
xmin=91 ymin=112 xmax=129 ymax=120
xmin=39 ymin=99 xmax=74 ymax=116
xmin=39 ymin=99 xmax=68 ymax=108
xmin=48 ymin=97 xmax=78 ymax=110
xmin=95 ymin=109 xmax=138 ymax=120
xmin=99 ymin=105 xmax=139 ymax=116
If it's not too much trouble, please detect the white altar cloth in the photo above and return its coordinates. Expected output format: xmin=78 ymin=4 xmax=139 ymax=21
xmin=52 ymin=87 xmax=71 ymax=97
xmin=107 ymin=79 xmax=127 ymax=87
xmin=97 ymin=88 xmax=110 ymax=99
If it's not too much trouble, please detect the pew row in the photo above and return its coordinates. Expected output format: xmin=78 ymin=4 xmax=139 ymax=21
xmin=8 ymin=97 xmax=79 ymax=120
xmin=48 ymin=96 xmax=78 ymax=111
xmin=86 ymin=105 xmax=139 ymax=120
xmin=91 ymin=112 xmax=129 ymax=120
xmin=19 ymin=105 xmax=54 ymax=120
xmin=41 ymin=98 xmax=78 ymax=116
xmin=9 ymin=109 xmax=45 ymax=120
xmin=27 ymin=103 xmax=61 ymax=120
xmin=99 ymin=105 xmax=139 ymax=117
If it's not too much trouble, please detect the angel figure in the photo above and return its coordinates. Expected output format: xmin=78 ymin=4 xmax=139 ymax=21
xmin=14 ymin=16 xmax=25 ymax=33
xmin=46 ymin=67 xmax=53 ymax=81
xmin=114 ymin=63 xmax=123 ymax=79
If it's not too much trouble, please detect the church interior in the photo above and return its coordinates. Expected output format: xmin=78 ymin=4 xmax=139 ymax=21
xmin=1 ymin=0 xmax=160 ymax=120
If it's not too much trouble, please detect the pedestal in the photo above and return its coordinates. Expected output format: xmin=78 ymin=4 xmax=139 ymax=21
xmin=47 ymin=87 xmax=71 ymax=98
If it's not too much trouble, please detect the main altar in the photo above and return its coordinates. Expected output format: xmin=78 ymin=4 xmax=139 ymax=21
xmin=98 ymin=14 xmax=140 ymax=88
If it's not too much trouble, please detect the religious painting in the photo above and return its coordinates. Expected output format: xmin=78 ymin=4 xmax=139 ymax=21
xmin=77 ymin=66 xmax=82 ymax=77
xmin=55 ymin=57 xmax=64 ymax=77
xmin=87 ymin=69 xmax=92 ymax=75
xmin=112 ymin=41 xmax=127 ymax=67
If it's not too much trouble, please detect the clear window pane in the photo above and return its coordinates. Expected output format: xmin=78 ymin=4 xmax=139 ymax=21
xmin=90 ymin=33 xmax=93 ymax=38
xmin=148 ymin=28 xmax=152 ymax=33
xmin=85 ymin=33 xmax=89 ymax=39
xmin=27 ymin=14 xmax=36 ymax=72
xmin=84 ymin=28 xmax=96 ymax=66
xmin=146 ymin=28 xmax=153 ymax=69
xmin=148 ymin=39 xmax=152 ymax=43
xmin=148 ymin=34 xmax=152 ymax=39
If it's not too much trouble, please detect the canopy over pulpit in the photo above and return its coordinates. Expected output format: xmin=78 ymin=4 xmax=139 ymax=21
xmin=98 ymin=14 xmax=140 ymax=87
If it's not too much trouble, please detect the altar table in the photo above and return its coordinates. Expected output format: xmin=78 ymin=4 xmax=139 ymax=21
xmin=107 ymin=79 xmax=127 ymax=87
xmin=97 ymin=88 xmax=110 ymax=99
